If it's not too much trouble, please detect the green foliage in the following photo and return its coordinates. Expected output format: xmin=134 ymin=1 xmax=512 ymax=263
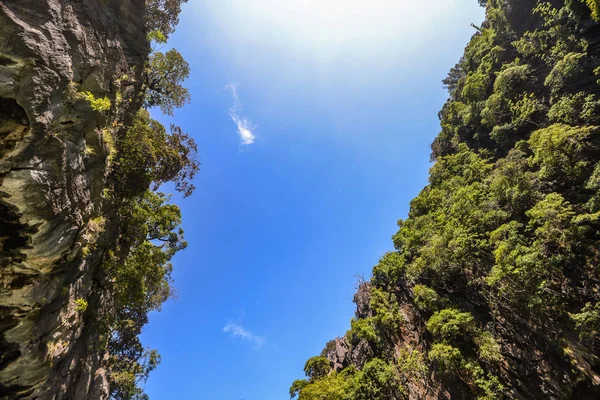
xmin=427 ymin=308 xmax=476 ymax=342
xmin=509 ymin=93 xmax=544 ymax=127
xmin=372 ymin=251 xmax=405 ymax=288
xmin=587 ymin=0 xmax=600 ymax=20
xmin=114 ymin=109 xmax=199 ymax=197
xmin=475 ymin=331 xmax=502 ymax=363
xmin=548 ymin=92 xmax=586 ymax=124
xmin=83 ymin=216 xmax=106 ymax=244
xmin=529 ymin=124 xmax=596 ymax=180
xmin=348 ymin=318 xmax=377 ymax=345
xmin=461 ymin=71 xmax=490 ymax=102
xmin=570 ymin=302 xmax=600 ymax=339
xmin=145 ymin=0 xmax=188 ymax=39
xmin=412 ymin=284 xmax=440 ymax=311
xmin=566 ymin=0 xmax=592 ymax=17
xmin=487 ymin=192 xmax=588 ymax=312
xmin=545 ymin=53 xmax=586 ymax=98
xmin=147 ymin=30 xmax=167 ymax=44
xmin=145 ymin=49 xmax=191 ymax=116
xmin=320 ymin=340 xmax=337 ymax=358
xmin=586 ymin=162 xmax=600 ymax=211
xmin=289 ymin=379 xmax=308 ymax=399
xmin=296 ymin=370 xmax=355 ymax=400
xmin=370 ymin=287 xmax=402 ymax=334
xmin=443 ymin=60 xmax=466 ymax=96
xmin=547 ymin=92 xmax=600 ymax=126
xmin=101 ymin=128 xmax=117 ymax=163
xmin=493 ymin=64 xmax=532 ymax=97
xmin=91 ymin=2 xmax=196 ymax=400
xmin=428 ymin=343 xmax=464 ymax=372
xmin=468 ymin=363 xmax=504 ymax=400
xmin=353 ymin=359 xmax=403 ymax=400
xmin=74 ymin=298 xmax=88 ymax=312
xmin=110 ymin=349 xmax=160 ymax=400
xmin=105 ymin=190 xmax=185 ymax=399
xmin=82 ymin=91 xmax=111 ymax=112
xmin=397 ymin=347 xmax=428 ymax=380
xmin=303 ymin=356 xmax=331 ymax=382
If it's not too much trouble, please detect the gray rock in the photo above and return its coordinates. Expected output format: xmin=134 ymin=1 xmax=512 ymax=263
xmin=0 ymin=0 xmax=146 ymax=398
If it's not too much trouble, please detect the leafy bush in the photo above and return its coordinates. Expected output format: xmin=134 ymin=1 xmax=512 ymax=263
xmin=106 ymin=191 xmax=186 ymax=399
xmin=348 ymin=318 xmax=377 ymax=344
xmin=303 ymin=356 xmax=331 ymax=382
xmin=545 ymin=53 xmax=586 ymax=97
xmin=475 ymin=331 xmax=502 ymax=363
xmin=529 ymin=124 xmax=596 ymax=180
xmin=353 ymin=359 xmax=403 ymax=400
xmin=428 ymin=343 xmax=464 ymax=372
xmin=493 ymin=64 xmax=532 ymax=97
xmin=289 ymin=379 xmax=308 ymax=399
xmin=74 ymin=298 xmax=88 ymax=312
xmin=397 ymin=347 xmax=427 ymax=380
xmin=461 ymin=71 xmax=490 ymax=102
xmin=145 ymin=49 xmax=191 ymax=116
xmin=114 ymin=109 xmax=199 ymax=197
xmin=427 ymin=308 xmax=476 ymax=341
xmin=370 ymin=287 xmax=402 ymax=334
xmin=570 ymin=302 xmax=600 ymax=339
xmin=412 ymin=284 xmax=440 ymax=311
xmin=82 ymin=91 xmax=111 ymax=112
xmin=296 ymin=371 xmax=355 ymax=400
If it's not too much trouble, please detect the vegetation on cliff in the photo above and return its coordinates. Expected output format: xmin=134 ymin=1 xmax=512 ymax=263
xmin=78 ymin=1 xmax=196 ymax=399
xmin=291 ymin=0 xmax=600 ymax=398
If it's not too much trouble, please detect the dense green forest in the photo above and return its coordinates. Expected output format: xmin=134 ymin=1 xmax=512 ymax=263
xmin=291 ymin=1 xmax=600 ymax=398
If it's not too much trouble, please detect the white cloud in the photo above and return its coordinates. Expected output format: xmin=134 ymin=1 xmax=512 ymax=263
xmin=226 ymin=84 xmax=256 ymax=145
xmin=223 ymin=322 xmax=265 ymax=348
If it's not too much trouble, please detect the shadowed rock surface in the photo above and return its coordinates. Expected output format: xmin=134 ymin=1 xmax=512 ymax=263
xmin=0 ymin=0 xmax=146 ymax=398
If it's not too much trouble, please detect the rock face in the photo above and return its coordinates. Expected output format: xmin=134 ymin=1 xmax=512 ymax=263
xmin=0 ymin=0 xmax=147 ymax=398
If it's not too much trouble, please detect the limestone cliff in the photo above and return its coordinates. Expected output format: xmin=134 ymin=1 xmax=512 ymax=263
xmin=0 ymin=0 xmax=147 ymax=398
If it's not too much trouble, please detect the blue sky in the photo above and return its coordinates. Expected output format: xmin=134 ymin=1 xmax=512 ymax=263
xmin=141 ymin=1 xmax=484 ymax=399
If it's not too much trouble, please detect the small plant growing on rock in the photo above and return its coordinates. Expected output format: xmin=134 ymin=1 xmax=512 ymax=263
xmin=100 ymin=129 xmax=117 ymax=162
xmin=84 ymin=145 xmax=96 ymax=156
xmin=74 ymin=298 xmax=88 ymax=312
xmin=82 ymin=91 xmax=111 ymax=112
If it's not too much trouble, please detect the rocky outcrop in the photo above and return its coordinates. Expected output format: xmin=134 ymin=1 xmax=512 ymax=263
xmin=325 ymin=276 xmax=600 ymax=399
xmin=0 ymin=0 xmax=147 ymax=398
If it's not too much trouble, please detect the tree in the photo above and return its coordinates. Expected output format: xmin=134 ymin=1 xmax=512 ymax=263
xmin=106 ymin=191 xmax=186 ymax=400
xmin=289 ymin=379 xmax=308 ymax=399
xmin=145 ymin=0 xmax=189 ymax=39
xmin=145 ymin=49 xmax=191 ymax=116
xmin=115 ymin=109 xmax=199 ymax=198
xmin=303 ymin=356 xmax=331 ymax=382
xmin=443 ymin=58 xmax=466 ymax=96
xmin=353 ymin=359 xmax=402 ymax=400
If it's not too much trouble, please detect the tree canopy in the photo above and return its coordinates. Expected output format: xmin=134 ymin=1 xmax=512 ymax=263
xmin=145 ymin=49 xmax=191 ymax=116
